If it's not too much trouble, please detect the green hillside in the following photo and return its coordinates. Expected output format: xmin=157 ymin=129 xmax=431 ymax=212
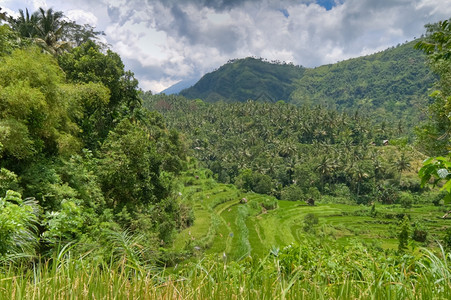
xmin=144 ymin=94 xmax=430 ymax=210
xmin=290 ymin=41 xmax=437 ymax=127
xmin=180 ymin=57 xmax=305 ymax=102
xmin=180 ymin=42 xmax=436 ymax=130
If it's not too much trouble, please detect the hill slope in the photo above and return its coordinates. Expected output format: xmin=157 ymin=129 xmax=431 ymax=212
xmin=180 ymin=57 xmax=305 ymax=102
xmin=290 ymin=41 xmax=436 ymax=127
xmin=179 ymin=41 xmax=435 ymax=127
xmin=160 ymin=77 xmax=199 ymax=95
xmin=174 ymin=168 xmax=445 ymax=259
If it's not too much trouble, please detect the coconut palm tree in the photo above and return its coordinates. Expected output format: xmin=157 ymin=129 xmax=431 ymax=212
xmin=33 ymin=8 xmax=72 ymax=55
xmin=395 ymin=151 xmax=411 ymax=183
xmin=8 ymin=7 xmax=88 ymax=55
xmin=0 ymin=7 xmax=8 ymax=22
xmin=9 ymin=9 xmax=38 ymax=38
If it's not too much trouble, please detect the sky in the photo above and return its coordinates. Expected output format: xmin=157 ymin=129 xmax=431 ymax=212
xmin=1 ymin=0 xmax=451 ymax=93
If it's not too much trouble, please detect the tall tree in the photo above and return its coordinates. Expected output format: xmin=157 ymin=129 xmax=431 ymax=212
xmin=32 ymin=8 xmax=71 ymax=54
xmin=415 ymin=19 xmax=451 ymax=155
xmin=8 ymin=7 xmax=103 ymax=55
xmin=9 ymin=9 xmax=38 ymax=38
xmin=58 ymin=41 xmax=140 ymax=147
xmin=417 ymin=19 xmax=451 ymax=203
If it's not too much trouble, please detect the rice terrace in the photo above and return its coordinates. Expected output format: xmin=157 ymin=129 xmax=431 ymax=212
xmin=1 ymin=2 xmax=451 ymax=299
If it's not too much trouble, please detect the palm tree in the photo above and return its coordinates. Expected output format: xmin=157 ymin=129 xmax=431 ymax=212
xmin=9 ymin=8 xmax=72 ymax=55
xmin=0 ymin=8 xmax=8 ymax=22
xmin=395 ymin=151 xmax=411 ymax=184
xmin=9 ymin=9 xmax=38 ymax=38
xmin=315 ymin=156 xmax=337 ymax=192
xmin=33 ymin=8 xmax=72 ymax=55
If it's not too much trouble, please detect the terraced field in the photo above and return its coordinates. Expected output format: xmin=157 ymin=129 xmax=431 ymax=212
xmin=173 ymin=169 xmax=449 ymax=259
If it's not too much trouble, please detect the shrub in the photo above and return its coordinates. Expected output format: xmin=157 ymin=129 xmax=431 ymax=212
xmin=331 ymin=183 xmax=352 ymax=198
xmin=412 ymin=221 xmax=428 ymax=243
xmin=0 ymin=190 xmax=39 ymax=257
xmin=280 ymin=185 xmax=303 ymax=201
xmin=399 ymin=192 xmax=413 ymax=209
xmin=432 ymin=191 xmax=447 ymax=206
xmin=43 ymin=199 xmax=84 ymax=244
xmin=261 ymin=198 xmax=278 ymax=210
xmin=305 ymin=187 xmax=320 ymax=205
xmin=235 ymin=169 xmax=273 ymax=195
xmin=0 ymin=168 xmax=19 ymax=196
xmin=303 ymin=213 xmax=319 ymax=233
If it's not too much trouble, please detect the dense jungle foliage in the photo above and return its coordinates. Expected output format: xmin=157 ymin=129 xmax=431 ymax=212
xmin=144 ymin=94 xmax=423 ymax=205
xmin=2 ymin=6 xmax=451 ymax=299
xmin=0 ymin=9 xmax=190 ymax=263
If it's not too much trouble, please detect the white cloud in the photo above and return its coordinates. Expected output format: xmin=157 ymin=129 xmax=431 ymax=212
xmin=30 ymin=0 xmax=47 ymax=10
xmin=2 ymin=0 xmax=451 ymax=92
xmin=66 ymin=9 xmax=98 ymax=26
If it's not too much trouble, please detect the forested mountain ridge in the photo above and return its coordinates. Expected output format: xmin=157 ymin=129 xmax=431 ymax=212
xmin=179 ymin=41 xmax=435 ymax=129
xmin=291 ymin=41 xmax=434 ymax=107
xmin=180 ymin=57 xmax=306 ymax=102
xmin=290 ymin=41 xmax=436 ymax=128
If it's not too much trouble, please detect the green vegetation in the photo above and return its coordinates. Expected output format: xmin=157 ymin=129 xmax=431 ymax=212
xmin=290 ymin=41 xmax=436 ymax=130
xmin=173 ymin=168 xmax=450 ymax=257
xmin=180 ymin=43 xmax=435 ymax=132
xmin=2 ymin=241 xmax=451 ymax=299
xmin=2 ymin=6 xmax=451 ymax=299
xmin=417 ymin=19 xmax=451 ymax=207
xmin=181 ymin=57 xmax=305 ymax=102
xmin=144 ymin=94 xmax=425 ymax=207
xmin=0 ymin=8 xmax=189 ymax=264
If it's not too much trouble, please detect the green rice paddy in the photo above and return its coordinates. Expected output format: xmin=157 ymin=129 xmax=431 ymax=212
xmin=174 ymin=169 xmax=449 ymax=259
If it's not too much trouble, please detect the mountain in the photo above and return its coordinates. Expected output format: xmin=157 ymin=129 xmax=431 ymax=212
xmin=160 ymin=77 xmax=199 ymax=95
xmin=179 ymin=41 xmax=436 ymax=129
xmin=289 ymin=41 xmax=435 ymax=116
xmin=180 ymin=57 xmax=306 ymax=102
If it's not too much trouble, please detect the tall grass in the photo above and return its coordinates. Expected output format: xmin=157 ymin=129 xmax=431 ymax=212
xmin=1 ymin=242 xmax=451 ymax=299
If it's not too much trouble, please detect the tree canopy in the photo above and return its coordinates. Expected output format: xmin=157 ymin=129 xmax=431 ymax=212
xmin=0 ymin=7 xmax=189 ymax=262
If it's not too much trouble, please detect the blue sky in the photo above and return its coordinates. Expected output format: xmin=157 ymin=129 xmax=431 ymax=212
xmin=1 ymin=0 xmax=451 ymax=92
xmin=316 ymin=0 xmax=338 ymax=11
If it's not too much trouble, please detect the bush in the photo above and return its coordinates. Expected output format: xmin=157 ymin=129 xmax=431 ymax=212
xmin=0 ymin=190 xmax=39 ymax=257
xmin=303 ymin=213 xmax=319 ymax=233
xmin=305 ymin=187 xmax=320 ymax=205
xmin=399 ymin=176 xmax=422 ymax=192
xmin=281 ymin=185 xmax=303 ymax=201
xmin=399 ymin=192 xmax=413 ymax=209
xmin=412 ymin=222 xmax=428 ymax=243
xmin=432 ymin=191 xmax=447 ymax=206
xmin=0 ymin=168 xmax=19 ymax=196
xmin=43 ymin=199 xmax=84 ymax=244
xmin=331 ymin=183 xmax=351 ymax=198
xmin=235 ymin=169 xmax=273 ymax=195
xmin=261 ymin=198 xmax=278 ymax=210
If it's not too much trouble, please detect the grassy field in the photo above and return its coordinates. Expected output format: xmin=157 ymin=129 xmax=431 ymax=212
xmin=3 ymin=245 xmax=451 ymax=299
xmin=174 ymin=169 xmax=449 ymax=260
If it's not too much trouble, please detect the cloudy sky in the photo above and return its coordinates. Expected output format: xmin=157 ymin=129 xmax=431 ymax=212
xmin=1 ymin=0 xmax=451 ymax=93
